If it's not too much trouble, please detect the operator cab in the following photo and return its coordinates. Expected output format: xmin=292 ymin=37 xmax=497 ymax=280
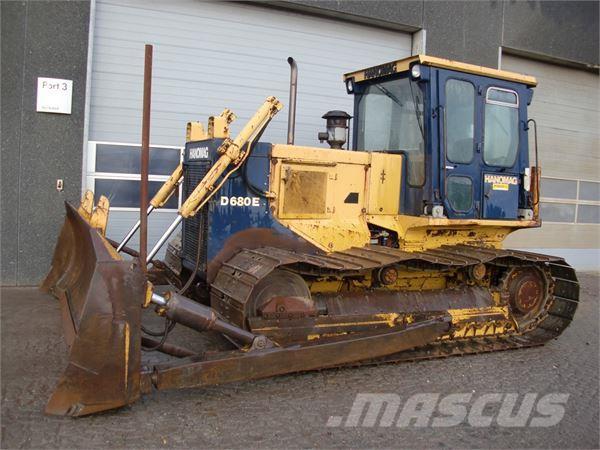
xmin=344 ymin=55 xmax=537 ymax=221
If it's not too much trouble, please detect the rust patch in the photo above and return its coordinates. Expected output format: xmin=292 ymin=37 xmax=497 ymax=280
xmin=282 ymin=170 xmax=327 ymax=215
xmin=207 ymin=228 xmax=317 ymax=283
xmin=41 ymin=202 xmax=145 ymax=416
xmin=426 ymin=229 xmax=459 ymax=237
xmin=259 ymin=296 xmax=317 ymax=319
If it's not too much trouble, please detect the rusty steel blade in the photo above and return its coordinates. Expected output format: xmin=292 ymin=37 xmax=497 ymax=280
xmin=41 ymin=202 xmax=146 ymax=416
xmin=145 ymin=316 xmax=451 ymax=392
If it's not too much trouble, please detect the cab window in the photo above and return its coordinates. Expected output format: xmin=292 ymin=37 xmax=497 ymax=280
xmin=447 ymin=175 xmax=473 ymax=212
xmin=484 ymin=87 xmax=519 ymax=167
xmin=445 ymin=79 xmax=475 ymax=164
xmin=357 ymin=77 xmax=425 ymax=186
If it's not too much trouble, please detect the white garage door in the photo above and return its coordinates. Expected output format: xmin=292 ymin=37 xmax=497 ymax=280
xmin=502 ymin=54 xmax=600 ymax=270
xmin=86 ymin=0 xmax=412 ymax=256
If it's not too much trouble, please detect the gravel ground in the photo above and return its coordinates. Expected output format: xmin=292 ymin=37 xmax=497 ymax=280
xmin=1 ymin=273 xmax=598 ymax=449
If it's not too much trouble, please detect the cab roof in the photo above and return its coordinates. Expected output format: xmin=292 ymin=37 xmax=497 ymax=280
xmin=343 ymin=54 xmax=537 ymax=87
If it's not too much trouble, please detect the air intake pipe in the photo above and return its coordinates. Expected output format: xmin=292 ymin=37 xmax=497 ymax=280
xmin=287 ymin=57 xmax=298 ymax=145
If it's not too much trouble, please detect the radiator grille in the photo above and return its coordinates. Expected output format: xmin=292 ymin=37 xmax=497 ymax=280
xmin=182 ymin=162 xmax=211 ymax=271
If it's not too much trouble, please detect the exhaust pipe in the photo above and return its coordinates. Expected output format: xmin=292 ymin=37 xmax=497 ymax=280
xmin=287 ymin=57 xmax=298 ymax=145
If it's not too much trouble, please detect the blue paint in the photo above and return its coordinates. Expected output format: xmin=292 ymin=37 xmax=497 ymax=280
xmin=207 ymin=143 xmax=278 ymax=261
xmin=182 ymin=140 xmax=296 ymax=271
xmin=351 ymin=65 xmax=533 ymax=220
xmin=482 ymin=173 xmax=520 ymax=219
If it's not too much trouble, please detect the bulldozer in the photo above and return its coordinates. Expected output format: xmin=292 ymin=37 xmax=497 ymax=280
xmin=42 ymin=54 xmax=579 ymax=416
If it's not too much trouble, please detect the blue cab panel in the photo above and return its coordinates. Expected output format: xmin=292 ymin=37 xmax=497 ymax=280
xmin=482 ymin=173 xmax=519 ymax=219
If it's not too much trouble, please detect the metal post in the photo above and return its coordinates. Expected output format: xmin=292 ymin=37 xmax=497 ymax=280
xmin=140 ymin=44 xmax=153 ymax=268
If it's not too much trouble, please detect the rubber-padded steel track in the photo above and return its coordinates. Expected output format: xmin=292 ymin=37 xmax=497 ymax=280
xmin=210 ymin=245 xmax=579 ymax=362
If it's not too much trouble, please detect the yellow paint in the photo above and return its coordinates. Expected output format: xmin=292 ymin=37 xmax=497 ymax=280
xmin=143 ymin=282 xmax=154 ymax=308
xmin=493 ymin=183 xmax=509 ymax=191
xmin=308 ymin=279 xmax=343 ymax=294
xmin=367 ymin=152 xmax=402 ymax=215
xmin=272 ymin=145 xmax=370 ymax=164
xmin=315 ymin=319 xmax=393 ymax=328
xmin=81 ymin=195 xmax=122 ymax=261
xmin=208 ymin=109 xmax=236 ymax=139
xmin=392 ymin=275 xmax=447 ymax=291
xmin=78 ymin=190 xmax=94 ymax=222
xmin=367 ymin=214 xmax=537 ymax=251
xmin=447 ymin=306 xmax=509 ymax=323
xmin=374 ymin=313 xmax=400 ymax=327
xmin=270 ymin=144 xmax=538 ymax=254
xmin=283 ymin=219 xmax=370 ymax=253
xmin=344 ymin=54 xmax=537 ymax=86
xmin=186 ymin=121 xmax=208 ymax=142
xmin=150 ymin=163 xmax=183 ymax=208
xmin=278 ymin=166 xmax=330 ymax=219
xmin=271 ymin=144 xmax=371 ymax=251
xmin=124 ymin=322 xmax=130 ymax=389
xmin=307 ymin=332 xmax=348 ymax=341
xmin=308 ymin=268 xmax=446 ymax=295
xmin=443 ymin=319 xmax=512 ymax=339
xmin=90 ymin=195 xmax=110 ymax=237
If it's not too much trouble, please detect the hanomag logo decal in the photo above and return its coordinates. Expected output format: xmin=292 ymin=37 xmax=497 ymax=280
xmin=364 ymin=62 xmax=397 ymax=80
xmin=484 ymin=174 xmax=518 ymax=191
xmin=189 ymin=146 xmax=209 ymax=159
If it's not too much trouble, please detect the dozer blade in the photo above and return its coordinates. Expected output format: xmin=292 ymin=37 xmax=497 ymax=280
xmin=41 ymin=202 xmax=146 ymax=416
xmin=144 ymin=316 xmax=452 ymax=392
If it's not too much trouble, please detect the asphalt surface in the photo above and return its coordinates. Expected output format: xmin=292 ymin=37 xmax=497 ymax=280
xmin=1 ymin=273 xmax=598 ymax=449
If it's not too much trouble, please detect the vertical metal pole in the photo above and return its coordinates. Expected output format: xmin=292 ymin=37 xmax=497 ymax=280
xmin=140 ymin=44 xmax=153 ymax=268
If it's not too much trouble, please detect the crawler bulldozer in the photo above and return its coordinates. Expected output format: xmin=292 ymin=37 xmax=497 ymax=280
xmin=42 ymin=55 xmax=579 ymax=416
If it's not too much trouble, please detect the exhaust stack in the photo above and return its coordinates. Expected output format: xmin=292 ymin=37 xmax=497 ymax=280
xmin=287 ymin=57 xmax=298 ymax=145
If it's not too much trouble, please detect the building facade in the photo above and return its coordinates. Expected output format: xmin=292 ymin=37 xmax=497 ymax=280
xmin=2 ymin=0 xmax=599 ymax=285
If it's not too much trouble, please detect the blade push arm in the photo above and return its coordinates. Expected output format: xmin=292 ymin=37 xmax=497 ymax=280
xmin=147 ymin=96 xmax=283 ymax=263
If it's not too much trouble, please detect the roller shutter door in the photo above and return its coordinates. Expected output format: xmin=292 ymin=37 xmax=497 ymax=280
xmin=86 ymin=0 xmax=412 ymax=256
xmin=502 ymin=54 xmax=600 ymax=269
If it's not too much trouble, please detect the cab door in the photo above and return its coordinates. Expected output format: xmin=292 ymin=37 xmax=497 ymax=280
xmin=438 ymin=72 xmax=482 ymax=219
xmin=480 ymin=86 xmax=522 ymax=219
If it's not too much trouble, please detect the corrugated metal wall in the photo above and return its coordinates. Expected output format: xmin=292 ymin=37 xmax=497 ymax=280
xmin=502 ymin=55 xmax=598 ymax=181
xmin=89 ymin=0 xmax=412 ymax=145
xmin=88 ymin=0 xmax=412 ymax=254
xmin=502 ymin=55 xmax=600 ymax=269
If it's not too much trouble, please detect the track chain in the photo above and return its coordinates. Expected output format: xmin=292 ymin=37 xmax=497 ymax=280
xmin=210 ymin=246 xmax=579 ymax=365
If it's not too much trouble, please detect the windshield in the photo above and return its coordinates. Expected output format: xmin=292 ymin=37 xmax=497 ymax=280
xmin=357 ymin=77 xmax=425 ymax=186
